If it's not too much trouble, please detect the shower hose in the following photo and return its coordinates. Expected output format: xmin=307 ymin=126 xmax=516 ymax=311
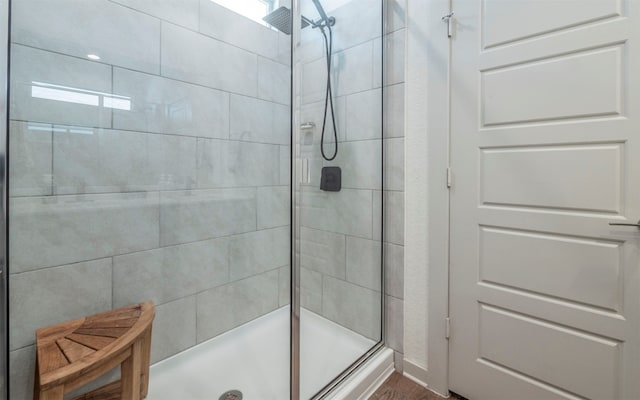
xmin=319 ymin=23 xmax=339 ymax=161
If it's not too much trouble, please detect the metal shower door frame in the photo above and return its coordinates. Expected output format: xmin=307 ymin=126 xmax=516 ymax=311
xmin=0 ymin=0 xmax=9 ymax=399
xmin=290 ymin=0 xmax=386 ymax=398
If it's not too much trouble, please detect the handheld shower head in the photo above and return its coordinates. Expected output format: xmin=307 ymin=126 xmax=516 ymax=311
xmin=311 ymin=0 xmax=335 ymax=28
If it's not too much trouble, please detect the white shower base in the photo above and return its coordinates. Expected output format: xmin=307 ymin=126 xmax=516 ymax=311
xmin=147 ymin=306 xmax=382 ymax=400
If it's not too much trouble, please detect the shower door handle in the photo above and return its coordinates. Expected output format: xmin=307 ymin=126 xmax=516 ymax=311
xmin=609 ymin=220 xmax=640 ymax=228
xmin=299 ymin=159 xmax=310 ymax=184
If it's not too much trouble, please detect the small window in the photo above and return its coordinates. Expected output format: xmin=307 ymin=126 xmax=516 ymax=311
xmin=211 ymin=0 xmax=279 ymax=27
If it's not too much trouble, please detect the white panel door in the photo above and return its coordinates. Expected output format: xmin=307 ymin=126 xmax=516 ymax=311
xmin=449 ymin=1 xmax=640 ymax=399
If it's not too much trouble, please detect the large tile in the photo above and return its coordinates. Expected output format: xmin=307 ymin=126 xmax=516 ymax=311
xmin=159 ymin=188 xmax=256 ymax=246
xmin=10 ymin=192 xmax=160 ymax=272
xmin=197 ymin=139 xmax=280 ymax=188
xmin=299 ymin=96 xmax=347 ymax=145
xmin=298 ymin=27 xmax=325 ymax=64
xmin=385 ymin=295 xmax=404 ymax=353
xmin=324 ymin=140 xmax=382 ymax=190
xmin=151 ymin=296 xmax=197 ymax=364
xmin=258 ymin=57 xmax=291 ymax=105
xmin=278 ymin=266 xmax=290 ymax=307
xmin=199 ymin=0 xmax=279 ymax=60
xmin=375 ymin=30 xmax=405 ymax=88
xmin=331 ymin=0 xmax=382 ymax=52
xmin=276 ymin=31 xmax=292 ymax=65
xmin=229 ymin=226 xmax=290 ymax=281
xmin=111 ymin=0 xmax=199 ymax=30
xmin=386 ymin=190 xmax=405 ymax=245
xmin=10 ymin=45 xmax=112 ymax=128
xmin=386 ymin=0 xmax=407 ymax=33
xmin=384 ymin=83 xmax=405 ymax=138
xmin=335 ymin=41 xmax=375 ymax=97
xmin=257 ymin=186 xmax=290 ymax=230
xmin=386 ymin=30 xmax=406 ymax=85
xmin=162 ymin=22 xmax=258 ymax=97
xmin=346 ymin=236 xmax=382 ymax=291
xmin=298 ymin=187 xmax=373 ymax=238
xmin=301 ymin=267 xmax=323 ymax=315
xmin=113 ymin=237 xmax=229 ymax=307
xmin=10 ymin=346 xmax=35 ymax=400
xmin=9 ymin=121 xmax=52 ymax=197
xmin=113 ymin=68 xmax=230 ymax=139
xmin=54 ymin=129 xmax=197 ymax=194
xmin=196 ymin=270 xmax=279 ymax=342
xmin=322 ymin=276 xmax=382 ymax=340
xmin=9 ymin=258 xmax=112 ymax=350
xmin=345 ymin=88 xmax=382 ymax=141
xmin=384 ymin=243 xmax=404 ymax=299
xmin=302 ymin=57 xmax=327 ymax=105
xmin=12 ymin=0 xmax=160 ymax=73
xmin=384 ymin=137 xmax=404 ymax=192
xmin=145 ymin=133 xmax=198 ymax=190
xmin=300 ymin=226 xmax=346 ymax=279
xmin=230 ymin=95 xmax=289 ymax=145
xmin=374 ymin=190 xmax=404 ymax=245
xmin=280 ymin=145 xmax=291 ymax=186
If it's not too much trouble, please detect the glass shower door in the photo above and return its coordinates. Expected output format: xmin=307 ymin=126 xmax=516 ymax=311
xmin=7 ymin=1 xmax=291 ymax=399
xmin=293 ymin=0 xmax=384 ymax=397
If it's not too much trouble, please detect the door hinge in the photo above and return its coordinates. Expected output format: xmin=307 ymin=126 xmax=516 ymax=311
xmin=446 ymin=167 xmax=452 ymax=189
xmin=445 ymin=317 xmax=451 ymax=339
xmin=442 ymin=12 xmax=454 ymax=38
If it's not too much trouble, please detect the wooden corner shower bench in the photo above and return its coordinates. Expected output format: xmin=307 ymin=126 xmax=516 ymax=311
xmin=33 ymin=301 xmax=155 ymax=400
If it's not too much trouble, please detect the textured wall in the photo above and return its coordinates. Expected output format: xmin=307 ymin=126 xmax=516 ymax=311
xmin=8 ymin=2 xmax=290 ymax=399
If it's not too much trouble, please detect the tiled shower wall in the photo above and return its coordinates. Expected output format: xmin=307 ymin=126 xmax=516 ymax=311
xmin=8 ymin=1 xmax=291 ymax=399
xmin=296 ymin=0 xmax=405 ymax=362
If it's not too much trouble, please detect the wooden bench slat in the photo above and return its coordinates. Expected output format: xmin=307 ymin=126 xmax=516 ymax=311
xmin=36 ymin=319 xmax=85 ymax=346
xmin=65 ymin=334 xmax=116 ymax=351
xmin=73 ymin=327 xmax=129 ymax=338
xmin=38 ymin=342 xmax=69 ymax=374
xmin=83 ymin=307 xmax=141 ymax=324
xmin=56 ymin=338 xmax=95 ymax=363
xmin=79 ymin=317 xmax=139 ymax=330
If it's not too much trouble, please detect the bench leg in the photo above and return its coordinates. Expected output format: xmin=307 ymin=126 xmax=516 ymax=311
xmin=140 ymin=326 xmax=152 ymax=398
xmin=38 ymin=386 xmax=64 ymax=400
xmin=33 ymin=356 xmax=40 ymax=400
xmin=121 ymin=339 xmax=143 ymax=400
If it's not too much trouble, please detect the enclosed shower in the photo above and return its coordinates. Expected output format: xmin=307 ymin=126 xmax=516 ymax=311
xmin=0 ymin=0 xmax=388 ymax=399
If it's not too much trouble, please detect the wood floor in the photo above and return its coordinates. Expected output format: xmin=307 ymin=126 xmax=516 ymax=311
xmin=369 ymin=372 xmax=460 ymax=400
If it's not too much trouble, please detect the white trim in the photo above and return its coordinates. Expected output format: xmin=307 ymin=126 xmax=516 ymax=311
xmin=425 ymin=0 xmax=452 ymax=396
xmin=403 ymin=359 xmax=428 ymax=387
xmin=327 ymin=347 xmax=395 ymax=400
xmin=405 ymin=0 xmax=451 ymax=396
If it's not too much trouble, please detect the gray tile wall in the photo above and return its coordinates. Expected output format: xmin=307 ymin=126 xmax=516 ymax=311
xmin=7 ymin=0 xmax=406 ymax=397
xmin=296 ymin=0 xmax=405 ymax=363
xmin=8 ymin=1 xmax=290 ymax=399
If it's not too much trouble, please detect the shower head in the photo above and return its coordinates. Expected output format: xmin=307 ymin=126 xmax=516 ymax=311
xmin=263 ymin=6 xmax=310 ymax=35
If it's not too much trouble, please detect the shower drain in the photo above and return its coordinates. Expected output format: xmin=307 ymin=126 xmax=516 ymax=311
xmin=219 ymin=390 xmax=243 ymax=400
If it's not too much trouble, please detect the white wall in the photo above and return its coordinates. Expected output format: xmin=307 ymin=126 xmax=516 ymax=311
xmin=403 ymin=0 xmax=429 ymax=381
xmin=403 ymin=0 xmax=451 ymax=395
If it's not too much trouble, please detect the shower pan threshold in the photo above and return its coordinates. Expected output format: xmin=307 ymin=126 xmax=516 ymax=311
xmin=147 ymin=306 xmax=389 ymax=400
